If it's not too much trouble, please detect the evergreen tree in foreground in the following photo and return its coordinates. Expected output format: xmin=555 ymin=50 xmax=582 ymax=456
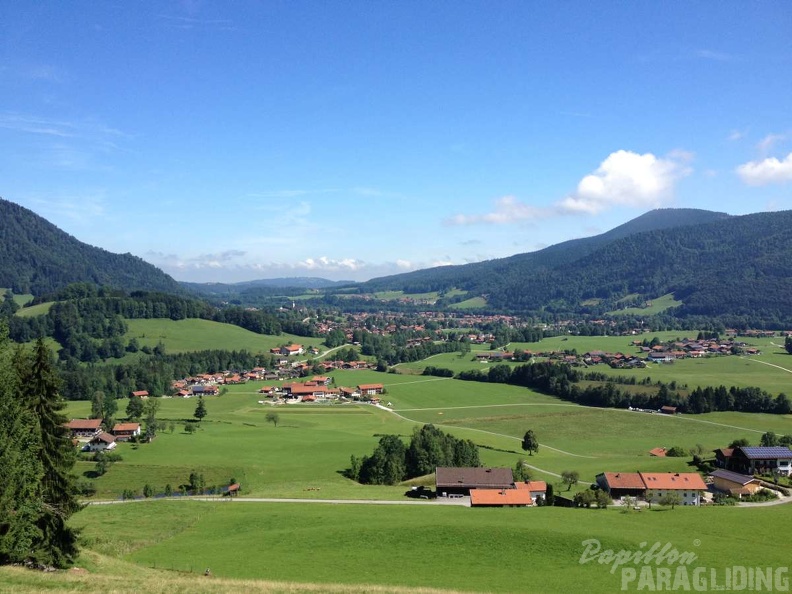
xmin=14 ymin=339 xmax=81 ymax=567
xmin=0 ymin=325 xmax=45 ymax=565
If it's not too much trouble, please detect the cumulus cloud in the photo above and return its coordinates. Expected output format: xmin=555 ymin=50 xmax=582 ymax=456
xmin=557 ymin=150 xmax=691 ymax=215
xmin=297 ymin=257 xmax=364 ymax=272
xmin=445 ymin=195 xmax=549 ymax=226
xmin=736 ymin=153 xmax=792 ymax=186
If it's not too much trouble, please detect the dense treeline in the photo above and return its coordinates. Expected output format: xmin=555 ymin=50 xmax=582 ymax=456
xmin=56 ymin=349 xmax=278 ymax=401
xmin=5 ymin=284 xmax=316 ymax=363
xmin=0 ymin=328 xmax=81 ymax=567
xmin=346 ymin=424 xmax=480 ymax=485
xmin=352 ymin=330 xmax=466 ymax=365
xmin=0 ymin=198 xmax=181 ymax=295
xmin=456 ymin=361 xmax=792 ymax=415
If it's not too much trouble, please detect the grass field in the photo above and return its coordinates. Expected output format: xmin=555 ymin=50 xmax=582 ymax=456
xmin=123 ymin=318 xmax=328 ymax=355
xmin=66 ymin=370 xmax=791 ymax=500
xmin=13 ymin=299 xmax=52 ymax=317
xmin=46 ymin=363 xmax=792 ymax=593
xmin=3 ymin=499 xmax=781 ymax=594
xmin=607 ymin=293 xmax=683 ymax=315
xmin=449 ymin=296 xmax=487 ymax=310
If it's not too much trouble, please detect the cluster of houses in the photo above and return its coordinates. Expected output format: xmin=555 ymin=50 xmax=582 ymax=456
xmin=167 ymin=358 xmax=377 ymax=398
xmin=473 ymin=335 xmax=767 ymax=369
xmin=259 ymin=378 xmax=385 ymax=404
xmin=65 ymin=418 xmax=141 ymax=452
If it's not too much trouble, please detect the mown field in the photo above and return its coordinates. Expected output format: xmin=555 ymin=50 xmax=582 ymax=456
xmin=123 ymin=318 xmax=328 ymax=355
xmin=4 ymin=499 xmax=788 ymax=594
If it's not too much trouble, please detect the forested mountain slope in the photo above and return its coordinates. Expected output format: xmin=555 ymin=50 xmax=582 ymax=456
xmin=0 ymin=198 xmax=181 ymax=295
xmin=353 ymin=209 xmax=792 ymax=324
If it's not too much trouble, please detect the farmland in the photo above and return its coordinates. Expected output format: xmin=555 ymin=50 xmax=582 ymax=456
xmin=24 ymin=333 xmax=792 ymax=592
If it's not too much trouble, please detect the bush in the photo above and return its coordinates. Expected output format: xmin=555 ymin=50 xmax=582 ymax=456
xmin=665 ymin=446 xmax=688 ymax=457
xmin=75 ymin=479 xmax=97 ymax=497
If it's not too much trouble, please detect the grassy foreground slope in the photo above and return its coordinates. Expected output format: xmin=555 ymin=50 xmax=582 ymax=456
xmin=15 ymin=500 xmax=781 ymax=594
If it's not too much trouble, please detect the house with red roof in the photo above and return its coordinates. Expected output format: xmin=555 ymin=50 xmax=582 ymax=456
xmin=470 ymin=488 xmax=533 ymax=507
xmin=88 ymin=432 xmax=117 ymax=452
xmin=112 ymin=422 xmax=141 ymax=442
xmin=515 ymin=480 xmax=547 ymax=503
xmin=639 ymin=472 xmax=707 ymax=506
xmin=130 ymin=390 xmax=149 ymax=399
xmin=357 ymin=383 xmax=384 ymax=396
xmin=66 ymin=418 xmax=103 ymax=439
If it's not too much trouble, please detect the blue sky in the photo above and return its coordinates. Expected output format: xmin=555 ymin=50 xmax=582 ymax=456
xmin=1 ymin=2 xmax=790 ymax=283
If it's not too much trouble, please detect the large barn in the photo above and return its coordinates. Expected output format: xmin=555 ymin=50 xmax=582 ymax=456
xmin=435 ymin=467 xmax=514 ymax=497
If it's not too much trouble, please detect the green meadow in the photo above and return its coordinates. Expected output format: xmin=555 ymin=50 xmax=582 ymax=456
xmin=67 ymin=371 xmax=791 ymax=499
xmin=123 ymin=318 xmax=328 ymax=355
xmin=46 ymin=498 xmax=792 ymax=594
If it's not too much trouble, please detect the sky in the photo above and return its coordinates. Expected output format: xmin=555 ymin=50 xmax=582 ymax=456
xmin=1 ymin=2 xmax=791 ymax=283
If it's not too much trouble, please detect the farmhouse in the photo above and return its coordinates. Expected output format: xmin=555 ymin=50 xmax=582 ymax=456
xmin=280 ymin=344 xmax=304 ymax=356
xmin=596 ymin=472 xmax=706 ymax=505
xmin=470 ymin=488 xmax=532 ymax=507
xmin=639 ymin=472 xmax=707 ymax=506
xmin=713 ymin=448 xmax=734 ymax=468
xmin=515 ymin=480 xmax=547 ymax=503
xmin=112 ymin=422 xmax=141 ymax=441
xmin=357 ymin=383 xmax=384 ymax=396
xmin=709 ymin=469 xmax=763 ymax=498
xmin=595 ymin=472 xmax=646 ymax=499
xmin=728 ymin=446 xmax=792 ymax=477
xmin=66 ymin=418 xmax=102 ymax=439
xmin=191 ymin=384 xmax=219 ymax=396
xmin=88 ymin=432 xmax=117 ymax=452
xmin=435 ymin=467 xmax=514 ymax=497
xmin=130 ymin=390 xmax=149 ymax=398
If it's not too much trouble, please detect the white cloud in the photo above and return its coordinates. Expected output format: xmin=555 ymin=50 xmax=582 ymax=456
xmin=736 ymin=153 xmax=792 ymax=186
xmin=728 ymin=130 xmax=745 ymax=142
xmin=557 ymin=150 xmax=691 ymax=215
xmin=757 ymin=133 xmax=785 ymax=153
xmin=445 ymin=195 xmax=549 ymax=226
xmin=695 ymin=49 xmax=732 ymax=62
xmin=297 ymin=257 xmax=364 ymax=272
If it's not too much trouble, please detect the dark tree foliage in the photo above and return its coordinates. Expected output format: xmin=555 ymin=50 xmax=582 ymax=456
xmin=333 ymin=210 xmax=792 ymax=325
xmin=521 ymin=430 xmax=539 ymax=456
xmin=12 ymin=339 xmax=81 ymax=567
xmin=786 ymin=336 xmax=792 ymax=355
xmin=0 ymin=324 xmax=45 ymax=565
xmin=0 ymin=199 xmax=181 ymax=295
xmin=349 ymin=425 xmax=480 ymax=485
xmin=194 ymin=396 xmax=207 ymax=422
xmin=457 ymin=361 xmax=790 ymax=416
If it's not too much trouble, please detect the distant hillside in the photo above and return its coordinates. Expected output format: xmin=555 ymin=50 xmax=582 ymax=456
xmin=352 ymin=208 xmax=792 ymax=325
xmin=183 ymin=276 xmax=350 ymax=296
xmin=357 ymin=208 xmax=731 ymax=294
xmin=0 ymin=198 xmax=182 ymax=295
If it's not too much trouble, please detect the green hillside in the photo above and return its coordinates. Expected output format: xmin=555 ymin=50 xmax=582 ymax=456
xmin=0 ymin=198 xmax=182 ymax=295
xmin=124 ymin=318 xmax=327 ymax=355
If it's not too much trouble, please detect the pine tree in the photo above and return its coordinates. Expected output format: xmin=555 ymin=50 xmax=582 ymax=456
xmin=90 ymin=390 xmax=104 ymax=419
xmin=0 ymin=325 xmax=45 ymax=565
xmin=194 ymin=395 xmax=207 ymax=422
xmin=15 ymin=339 xmax=81 ymax=567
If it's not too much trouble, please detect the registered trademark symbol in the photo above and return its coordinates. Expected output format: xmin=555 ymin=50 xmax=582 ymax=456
xmin=693 ymin=539 xmax=701 ymax=547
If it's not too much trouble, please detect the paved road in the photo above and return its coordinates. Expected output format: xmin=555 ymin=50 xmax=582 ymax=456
xmin=88 ymin=496 xmax=470 ymax=507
